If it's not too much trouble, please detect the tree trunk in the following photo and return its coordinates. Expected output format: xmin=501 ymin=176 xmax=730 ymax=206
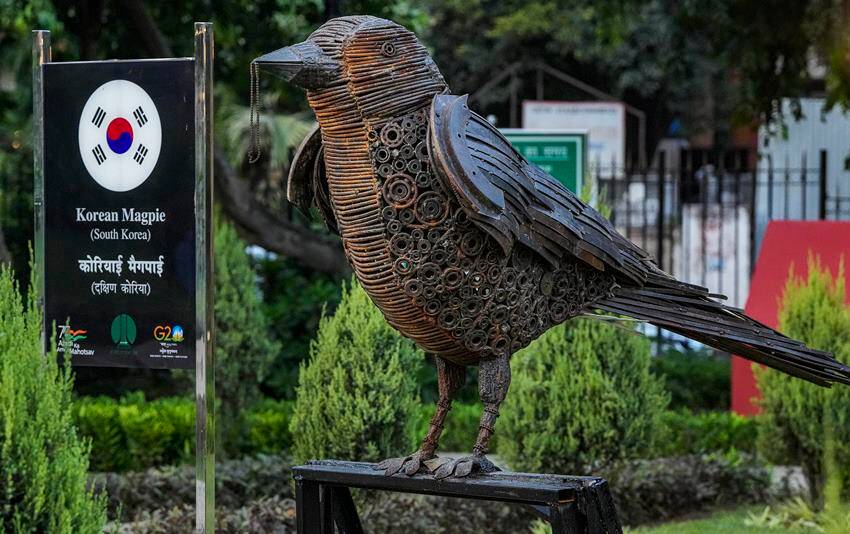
xmin=214 ymin=153 xmax=350 ymax=276
xmin=0 ymin=226 xmax=11 ymax=265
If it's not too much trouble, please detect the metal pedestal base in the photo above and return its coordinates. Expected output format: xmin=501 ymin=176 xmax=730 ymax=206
xmin=293 ymin=460 xmax=622 ymax=534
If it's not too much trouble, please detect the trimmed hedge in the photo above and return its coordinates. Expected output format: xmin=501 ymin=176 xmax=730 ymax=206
xmin=651 ymin=349 xmax=731 ymax=411
xmin=655 ymin=410 xmax=759 ymax=457
xmin=242 ymin=398 xmax=295 ymax=455
xmin=76 ymin=391 xmax=758 ymax=472
xmin=74 ymin=394 xmax=294 ymax=472
xmin=74 ymin=393 xmax=194 ymax=472
xmin=409 ymin=404 xmax=757 ymax=458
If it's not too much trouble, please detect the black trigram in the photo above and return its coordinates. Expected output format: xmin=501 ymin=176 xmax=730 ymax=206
xmin=92 ymin=144 xmax=107 ymax=165
xmin=133 ymin=144 xmax=149 ymax=165
xmin=132 ymin=106 xmax=148 ymax=127
xmin=91 ymin=107 xmax=106 ymax=128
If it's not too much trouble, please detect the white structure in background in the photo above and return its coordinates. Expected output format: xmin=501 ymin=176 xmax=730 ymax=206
xmin=523 ymin=101 xmax=626 ymax=168
xmin=757 ymin=98 xmax=850 ymax=229
xmin=673 ymin=204 xmax=751 ymax=309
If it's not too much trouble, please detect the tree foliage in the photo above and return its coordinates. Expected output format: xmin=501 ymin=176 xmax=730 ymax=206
xmin=499 ymin=318 xmax=669 ymax=474
xmin=422 ymin=0 xmax=850 ymax=150
xmin=0 ymin=1 xmax=65 ymax=279
xmin=254 ymin=254 xmax=342 ymax=398
xmin=756 ymin=256 xmax=850 ymax=503
xmin=290 ymin=278 xmax=423 ymax=464
xmin=0 ymin=264 xmax=107 ymax=532
xmin=213 ymin=216 xmax=280 ymax=452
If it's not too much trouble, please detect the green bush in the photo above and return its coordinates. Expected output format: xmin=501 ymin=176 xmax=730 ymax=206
xmin=91 ymin=454 xmax=295 ymax=522
xmin=605 ymin=453 xmax=773 ymax=526
xmin=656 ymin=410 xmax=759 ymax=456
xmin=255 ymin=256 xmax=342 ymax=399
xmin=415 ymin=403 xmax=757 ymax=458
xmin=409 ymin=401 xmax=486 ymax=453
xmin=499 ymin=318 xmax=669 ymax=474
xmin=0 ymin=265 xmax=107 ymax=532
xmin=290 ymin=278 xmax=423 ymax=464
xmin=652 ymin=348 xmax=731 ymax=410
xmin=756 ymin=257 xmax=850 ymax=502
xmin=243 ymin=398 xmax=295 ymax=455
xmin=213 ymin=217 xmax=281 ymax=453
xmin=74 ymin=393 xmax=194 ymax=472
xmin=75 ymin=394 xmax=295 ymax=471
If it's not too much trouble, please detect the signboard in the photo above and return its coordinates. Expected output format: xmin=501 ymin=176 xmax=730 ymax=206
xmin=34 ymin=24 xmax=215 ymax=532
xmin=522 ymin=100 xmax=626 ymax=168
xmin=42 ymin=59 xmax=196 ymax=369
xmin=502 ymin=129 xmax=587 ymax=193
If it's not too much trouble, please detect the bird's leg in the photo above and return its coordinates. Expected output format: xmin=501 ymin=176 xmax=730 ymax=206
xmin=434 ymin=355 xmax=511 ymax=479
xmin=375 ymin=356 xmax=465 ymax=476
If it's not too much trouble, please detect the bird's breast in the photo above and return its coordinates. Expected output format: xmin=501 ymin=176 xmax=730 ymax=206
xmin=317 ymin=106 xmax=471 ymax=362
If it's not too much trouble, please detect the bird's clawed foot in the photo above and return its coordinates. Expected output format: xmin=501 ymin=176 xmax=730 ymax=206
xmin=433 ymin=453 xmax=499 ymax=480
xmin=374 ymin=450 xmax=441 ymax=476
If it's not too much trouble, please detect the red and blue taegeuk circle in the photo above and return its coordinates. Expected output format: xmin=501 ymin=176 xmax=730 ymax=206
xmin=106 ymin=117 xmax=133 ymax=154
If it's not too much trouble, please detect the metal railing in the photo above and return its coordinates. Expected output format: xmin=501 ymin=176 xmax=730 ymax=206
xmin=595 ymin=148 xmax=844 ymax=353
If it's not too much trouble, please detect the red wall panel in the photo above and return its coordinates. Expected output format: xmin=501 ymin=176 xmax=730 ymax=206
xmin=732 ymin=221 xmax=850 ymax=415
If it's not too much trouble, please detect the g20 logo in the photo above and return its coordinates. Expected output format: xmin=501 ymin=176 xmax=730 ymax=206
xmin=153 ymin=324 xmax=184 ymax=343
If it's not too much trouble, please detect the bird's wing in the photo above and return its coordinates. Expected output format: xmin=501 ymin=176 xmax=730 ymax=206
xmin=428 ymin=93 xmax=658 ymax=285
xmin=287 ymin=124 xmax=338 ymax=233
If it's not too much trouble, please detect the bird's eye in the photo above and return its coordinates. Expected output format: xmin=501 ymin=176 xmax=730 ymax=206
xmin=380 ymin=41 xmax=397 ymax=57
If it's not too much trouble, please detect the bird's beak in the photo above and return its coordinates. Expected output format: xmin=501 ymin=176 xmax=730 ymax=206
xmin=252 ymin=41 xmax=339 ymax=90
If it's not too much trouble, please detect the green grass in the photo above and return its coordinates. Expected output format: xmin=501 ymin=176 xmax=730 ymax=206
xmin=626 ymin=506 xmax=814 ymax=533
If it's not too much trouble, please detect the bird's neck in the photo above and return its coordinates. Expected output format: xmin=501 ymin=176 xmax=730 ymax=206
xmin=307 ymin=84 xmax=379 ymax=241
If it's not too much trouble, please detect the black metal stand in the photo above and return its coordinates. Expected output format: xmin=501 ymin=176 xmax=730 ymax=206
xmin=293 ymin=460 xmax=622 ymax=534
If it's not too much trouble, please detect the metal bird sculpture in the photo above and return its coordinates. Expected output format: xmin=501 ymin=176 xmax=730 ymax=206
xmin=253 ymin=16 xmax=850 ymax=479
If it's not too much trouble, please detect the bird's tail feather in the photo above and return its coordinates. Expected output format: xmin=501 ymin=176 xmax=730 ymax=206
xmin=595 ymin=277 xmax=850 ymax=387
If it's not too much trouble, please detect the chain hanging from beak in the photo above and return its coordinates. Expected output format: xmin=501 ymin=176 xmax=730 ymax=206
xmin=248 ymin=61 xmax=261 ymax=164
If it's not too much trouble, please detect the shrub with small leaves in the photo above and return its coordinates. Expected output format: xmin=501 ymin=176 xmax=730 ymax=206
xmin=0 ymin=265 xmax=107 ymax=532
xmin=243 ymin=398 xmax=294 ymax=455
xmin=499 ymin=318 xmax=668 ymax=474
xmin=655 ymin=409 xmax=759 ymax=456
xmin=605 ymin=453 xmax=772 ymax=525
xmin=74 ymin=393 xmax=194 ymax=472
xmin=213 ymin=217 xmax=281 ymax=454
xmin=290 ymin=278 xmax=423 ymax=464
xmin=756 ymin=256 xmax=850 ymax=502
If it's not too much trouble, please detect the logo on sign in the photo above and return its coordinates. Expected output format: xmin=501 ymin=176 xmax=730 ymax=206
xmin=56 ymin=324 xmax=94 ymax=356
xmin=78 ymin=80 xmax=162 ymax=192
xmin=153 ymin=324 xmax=184 ymax=343
xmin=111 ymin=313 xmax=137 ymax=347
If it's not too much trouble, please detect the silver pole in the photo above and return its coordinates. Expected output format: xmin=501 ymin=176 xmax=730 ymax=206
xmin=32 ymin=30 xmax=50 ymax=338
xmin=194 ymin=22 xmax=215 ymax=534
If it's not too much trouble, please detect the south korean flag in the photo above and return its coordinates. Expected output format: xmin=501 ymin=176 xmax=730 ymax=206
xmin=78 ymin=80 xmax=162 ymax=192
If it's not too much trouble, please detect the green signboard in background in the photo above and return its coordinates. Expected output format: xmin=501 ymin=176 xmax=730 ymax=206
xmin=501 ymin=130 xmax=587 ymax=193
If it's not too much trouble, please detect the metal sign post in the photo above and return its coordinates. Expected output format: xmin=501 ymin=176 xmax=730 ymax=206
xmin=32 ymin=22 xmax=215 ymax=533
xmin=194 ymin=22 xmax=215 ymax=534
xmin=32 ymin=30 xmax=49 ymax=343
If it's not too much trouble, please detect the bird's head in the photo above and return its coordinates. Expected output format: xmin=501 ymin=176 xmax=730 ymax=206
xmin=254 ymin=16 xmax=447 ymax=121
